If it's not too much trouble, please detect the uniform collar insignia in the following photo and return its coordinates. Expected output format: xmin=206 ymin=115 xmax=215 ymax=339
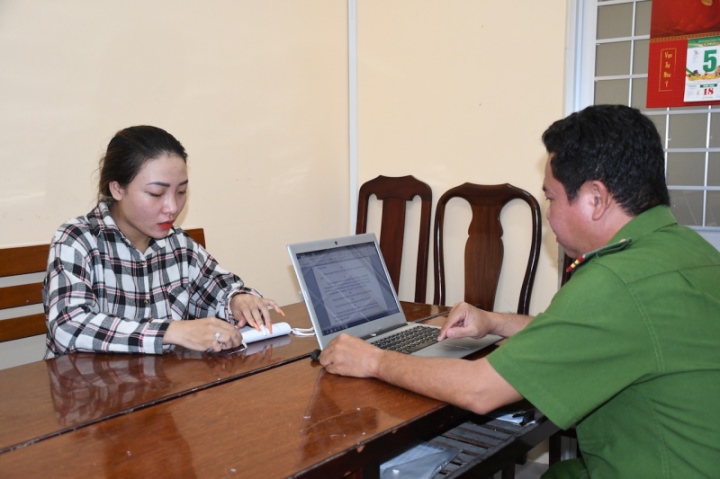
xmin=566 ymin=238 xmax=633 ymax=273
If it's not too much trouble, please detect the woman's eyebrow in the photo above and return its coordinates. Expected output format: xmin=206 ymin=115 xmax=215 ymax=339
xmin=146 ymin=179 xmax=189 ymax=187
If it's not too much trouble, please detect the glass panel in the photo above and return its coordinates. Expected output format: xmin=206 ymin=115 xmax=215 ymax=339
xmin=670 ymin=190 xmax=704 ymax=226
xmin=632 ymin=39 xmax=649 ymax=74
xmin=668 ymin=113 xmax=708 ymax=148
xmin=635 ymin=1 xmax=652 ymax=36
xmin=648 ymin=114 xmax=668 ymax=146
xmin=711 ymin=113 xmax=720 ymax=148
xmin=597 ymin=3 xmax=633 ymax=39
xmin=596 ymin=41 xmax=632 ymax=76
xmin=666 ymin=152 xmax=706 ymax=186
xmin=594 ymin=79 xmax=629 ymax=105
xmin=707 ymin=190 xmax=720 ymax=226
xmin=709 ymin=152 xmax=720 ymax=186
xmin=631 ymin=77 xmax=648 ymax=108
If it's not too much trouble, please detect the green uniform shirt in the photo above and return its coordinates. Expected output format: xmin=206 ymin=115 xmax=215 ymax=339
xmin=488 ymin=206 xmax=720 ymax=478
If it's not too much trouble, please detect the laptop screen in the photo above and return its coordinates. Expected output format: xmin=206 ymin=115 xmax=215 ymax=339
xmin=295 ymin=242 xmax=401 ymax=336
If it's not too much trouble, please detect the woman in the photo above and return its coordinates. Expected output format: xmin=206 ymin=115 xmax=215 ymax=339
xmin=43 ymin=125 xmax=283 ymax=356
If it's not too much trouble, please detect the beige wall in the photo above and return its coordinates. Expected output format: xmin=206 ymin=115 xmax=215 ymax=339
xmin=357 ymin=1 xmax=567 ymax=313
xmin=0 ymin=1 xmax=568 ymax=368
xmin=0 ymin=0 xmax=350 ymax=295
xmin=0 ymin=0 xmax=350 ymax=367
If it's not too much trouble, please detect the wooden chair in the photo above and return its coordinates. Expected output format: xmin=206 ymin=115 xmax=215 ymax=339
xmin=186 ymin=228 xmax=206 ymax=250
xmin=0 ymin=244 xmax=50 ymax=343
xmin=356 ymin=175 xmax=432 ymax=303
xmin=432 ymin=183 xmax=542 ymax=314
xmin=0 ymin=228 xmax=206 ymax=344
xmin=432 ymin=183 xmax=541 ymax=479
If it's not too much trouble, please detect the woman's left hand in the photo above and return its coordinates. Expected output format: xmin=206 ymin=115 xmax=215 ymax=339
xmin=230 ymin=294 xmax=284 ymax=334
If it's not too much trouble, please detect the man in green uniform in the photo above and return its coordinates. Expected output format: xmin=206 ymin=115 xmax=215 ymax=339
xmin=319 ymin=105 xmax=720 ymax=478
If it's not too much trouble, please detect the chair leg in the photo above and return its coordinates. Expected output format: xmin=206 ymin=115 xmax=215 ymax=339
xmin=500 ymin=464 xmax=515 ymax=479
xmin=549 ymin=432 xmax=562 ymax=465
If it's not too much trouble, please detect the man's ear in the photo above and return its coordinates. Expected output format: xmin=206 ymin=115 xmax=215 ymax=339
xmin=109 ymin=181 xmax=125 ymax=202
xmin=589 ymin=180 xmax=611 ymax=221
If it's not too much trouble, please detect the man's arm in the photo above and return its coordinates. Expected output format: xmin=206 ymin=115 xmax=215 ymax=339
xmin=319 ymin=334 xmax=522 ymax=415
xmin=320 ymin=302 xmax=532 ymax=413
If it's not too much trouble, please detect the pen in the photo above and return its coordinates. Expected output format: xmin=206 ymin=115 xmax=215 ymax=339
xmin=234 ymin=324 xmax=248 ymax=349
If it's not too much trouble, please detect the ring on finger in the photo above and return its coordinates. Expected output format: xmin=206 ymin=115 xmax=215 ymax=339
xmin=215 ymin=332 xmax=221 ymax=342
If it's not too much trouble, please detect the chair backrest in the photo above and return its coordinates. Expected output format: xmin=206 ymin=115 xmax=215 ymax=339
xmin=432 ymin=183 xmax=542 ymax=314
xmin=187 ymin=228 xmax=206 ymax=250
xmin=0 ymin=244 xmax=50 ymax=343
xmin=356 ymin=175 xmax=432 ymax=303
xmin=0 ymin=228 xmax=206 ymax=343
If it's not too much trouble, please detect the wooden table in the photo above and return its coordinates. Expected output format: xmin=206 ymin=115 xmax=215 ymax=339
xmin=0 ymin=302 xmax=557 ymax=478
xmin=0 ymin=302 xmax=448 ymax=454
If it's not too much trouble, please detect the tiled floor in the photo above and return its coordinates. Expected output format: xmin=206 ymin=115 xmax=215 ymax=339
xmin=515 ymin=461 xmax=548 ymax=478
xmin=492 ymin=461 xmax=548 ymax=479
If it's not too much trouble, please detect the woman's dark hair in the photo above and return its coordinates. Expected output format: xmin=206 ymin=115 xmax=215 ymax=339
xmin=542 ymin=104 xmax=670 ymax=216
xmin=98 ymin=126 xmax=187 ymax=206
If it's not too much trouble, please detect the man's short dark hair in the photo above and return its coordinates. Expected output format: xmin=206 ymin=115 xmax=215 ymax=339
xmin=542 ymin=104 xmax=670 ymax=216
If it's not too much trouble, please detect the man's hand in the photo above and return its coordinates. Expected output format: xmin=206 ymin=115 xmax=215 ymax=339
xmin=438 ymin=302 xmax=493 ymax=340
xmin=319 ymin=333 xmax=385 ymax=378
xmin=439 ymin=302 xmax=532 ymax=340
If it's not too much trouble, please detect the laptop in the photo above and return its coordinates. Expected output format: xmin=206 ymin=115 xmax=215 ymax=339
xmin=287 ymin=233 xmax=501 ymax=358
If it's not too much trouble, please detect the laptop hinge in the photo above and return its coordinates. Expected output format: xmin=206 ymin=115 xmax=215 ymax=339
xmin=362 ymin=324 xmax=404 ymax=340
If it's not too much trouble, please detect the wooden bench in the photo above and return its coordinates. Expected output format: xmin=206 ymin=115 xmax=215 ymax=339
xmin=0 ymin=228 xmax=206 ymax=343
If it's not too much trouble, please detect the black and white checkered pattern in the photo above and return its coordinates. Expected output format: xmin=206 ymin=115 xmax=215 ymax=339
xmin=43 ymin=202 xmax=257 ymax=355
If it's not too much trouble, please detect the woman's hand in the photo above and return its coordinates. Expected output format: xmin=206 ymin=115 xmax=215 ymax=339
xmin=164 ymin=317 xmax=244 ymax=352
xmin=230 ymin=294 xmax=285 ymax=334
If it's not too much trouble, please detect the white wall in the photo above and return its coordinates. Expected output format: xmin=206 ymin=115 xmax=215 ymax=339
xmin=1 ymin=1 xmax=569 ymax=369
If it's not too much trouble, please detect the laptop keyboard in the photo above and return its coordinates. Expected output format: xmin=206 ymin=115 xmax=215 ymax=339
xmin=372 ymin=325 xmax=440 ymax=354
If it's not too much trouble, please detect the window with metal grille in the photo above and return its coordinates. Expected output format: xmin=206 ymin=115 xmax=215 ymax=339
xmin=572 ymin=0 xmax=720 ymax=248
